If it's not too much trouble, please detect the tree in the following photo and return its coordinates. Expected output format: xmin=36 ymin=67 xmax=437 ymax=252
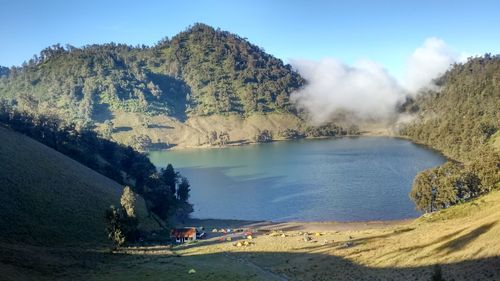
xmin=160 ymin=164 xmax=179 ymax=195
xmin=207 ymin=130 xmax=218 ymax=145
xmin=120 ymin=186 xmax=137 ymax=218
xmin=410 ymin=169 xmax=437 ymax=213
xmin=105 ymin=205 xmax=126 ymax=248
xmin=254 ymin=129 xmax=273 ymax=143
xmin=129 ymin=134 xmax=152 ymax=151
xmin=145 ymin=181 xmax=175 ymax=227
xmin=177 ymin=177 xmax=191 ymax=202
xmin=105 ymin=203 xmax=139 ymax=248
xmin=410 ymin=162 xmax=477 ymax=212
xmin=468 ymin=150 xmax=500 ymax=193
xmin=102 ymin=120 xmax=114 ymax=139
xmin=218 ymin=131 xmax=230 ymax=146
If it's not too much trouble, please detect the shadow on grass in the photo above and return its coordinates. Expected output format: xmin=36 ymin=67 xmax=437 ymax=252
xmin=3 ymin=242 xmax=500 ymax=281
xmin=149 ymin=142 xmax=176 ymax=150
xmin=114 ymin=126 xmax=133 ymax=133
xmin=148 ymin=124 xmax=174 ymax=129
xmin=436 ymin=222 xmax=497 ymax=253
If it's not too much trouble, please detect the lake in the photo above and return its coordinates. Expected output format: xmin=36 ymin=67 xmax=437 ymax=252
xmin=148 ymin=137 xmax=445 ymax=222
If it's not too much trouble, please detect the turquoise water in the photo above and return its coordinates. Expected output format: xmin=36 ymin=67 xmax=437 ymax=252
xmin=148 ymin=137 xmax=445 ymax=222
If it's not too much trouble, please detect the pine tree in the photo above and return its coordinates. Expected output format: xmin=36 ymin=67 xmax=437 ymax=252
xmin=160 ymin=164 xmax=178 ymax=195
xmin=105 ymin=205 xmax=126 ymax=248
xmin=177 ymin=177 xmax=191 ymax=202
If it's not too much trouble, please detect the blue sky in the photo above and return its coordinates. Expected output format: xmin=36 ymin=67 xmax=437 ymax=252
xmin=1 ymin=0 xmax=500 ymax=76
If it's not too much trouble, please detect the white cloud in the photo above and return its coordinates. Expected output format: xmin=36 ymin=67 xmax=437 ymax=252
xmin=290 ymin=37 xmax=464 ymax=124
xmin=402 ymin=37 xmax=458 ymax=93
xmin=290 ymin=58 xmax=404 ymax=123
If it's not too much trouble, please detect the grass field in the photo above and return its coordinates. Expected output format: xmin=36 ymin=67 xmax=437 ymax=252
xmin=3 ymin=189 xmax=499 ymax=280
xmin=1 ymin=125 xmax=499 ymax=280
xmin=0 ymin=126 xmax=155 ymax=246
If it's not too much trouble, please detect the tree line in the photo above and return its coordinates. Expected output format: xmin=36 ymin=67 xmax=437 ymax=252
xmin=0 ymin=99 xmax=192 ymax=246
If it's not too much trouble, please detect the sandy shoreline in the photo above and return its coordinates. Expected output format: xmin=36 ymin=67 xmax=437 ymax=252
xmin=155 ymin=132 xmax=389 ymax=151
xmin=183 ymin=217 xmax=414 ymax=232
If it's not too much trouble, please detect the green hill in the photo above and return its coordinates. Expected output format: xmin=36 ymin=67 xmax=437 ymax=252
xmin=0 ymin=126 xmax=152 ymax=246
xmin=400 ymin=55 xmax=500 ymax=212
xmin=401 ymin=55 xmax=500 ymax=162
xmin=152 ymin=23 xmax=304 ymax=116
xmin=0 ymin=24 xmax=303 ymax=126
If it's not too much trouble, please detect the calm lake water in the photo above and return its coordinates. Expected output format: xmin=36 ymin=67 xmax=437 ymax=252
xmin=148 ymin=137 xmax=445 ymax=222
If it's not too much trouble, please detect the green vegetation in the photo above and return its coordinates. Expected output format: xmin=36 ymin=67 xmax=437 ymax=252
xmin=105 ymin=205 xmax=132 ymax=248
xmin=0 ymin=101 xmax=193 ymax=240
xmin=253 ymin=129 xmax=273 ymax=143
xmin=120 ymin=186 xmax=137 ymax=218
xmin=0 ymin=66 xmax=9 ymax=77
xmin=106 ymin=187 xmax=140 ymax=248
xmin=401 ymin=55 xmax=500 ymax=212
xmin=0 ymin=125 xmax=128 ymax=245
xmin=0 ymin=23 xmax=303 ymax=133
xmin=9 ymin=188 xmax=500 ymax=280
xmin=0 ymin=24 xmax=366 ymax=148
xmin=304 ymin=122 xmax=359 ymax=138
xmin=153 ymin=24 xmax=304 ymax=116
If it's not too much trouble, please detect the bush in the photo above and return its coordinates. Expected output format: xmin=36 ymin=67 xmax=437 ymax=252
xmin=410 ymin=162 xmax=488 ymax=212
xmin=254 ymin=129 xmax=273 ymax=143
xmin=105 ymin=204 xmax=139 ymax=248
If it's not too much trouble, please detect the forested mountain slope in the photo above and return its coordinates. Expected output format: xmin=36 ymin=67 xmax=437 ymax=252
xmin=401 ymin=55 xmax=500 ymax=161
xmin=401 ymin=55 xmax=500 ymax=212
xmin=0 ymin=23 xmax=303 ymax=127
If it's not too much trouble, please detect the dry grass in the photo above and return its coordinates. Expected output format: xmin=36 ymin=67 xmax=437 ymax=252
xmin=102 ymin=111 xmax=396 ymax=150
xmin=102 ymin=111 xmax=305 ymax=148
xmin=490 ymin=130 xmax=500 ymax=153
xmin=166 ymin=190 xmax=500 ymax=280
xmin=7 ymin=190 xmax=498 ymax=280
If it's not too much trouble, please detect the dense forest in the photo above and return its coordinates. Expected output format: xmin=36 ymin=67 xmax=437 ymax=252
xmin=401 ymin=55 xmax=500 ymax=212
xmin=0 ymin=23 xmax=303 ymax=131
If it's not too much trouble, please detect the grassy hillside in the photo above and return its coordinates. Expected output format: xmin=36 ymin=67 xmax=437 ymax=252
xmin=106 ymin=112 xmax=305 ymax=148
xmin=0 ymin=126 xmax=153 ymax=246
xmin=5 ymin=189 xmax=500 ymax=280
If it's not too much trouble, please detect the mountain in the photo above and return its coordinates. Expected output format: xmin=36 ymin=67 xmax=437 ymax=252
xmin=401 ymin=55 xmax=500 ymax=162
xmin=0 ymin=23 xmax=303 ymax=124
xmin=153 ymin=23 xmax=304 ymax=115
xmin=400 ymin=55 xmax=500 ymax=212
